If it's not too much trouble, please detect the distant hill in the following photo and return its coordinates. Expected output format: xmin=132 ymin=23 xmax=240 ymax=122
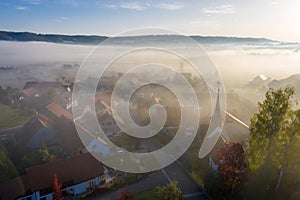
xmin=246 ymin=75 xmax=272 ymax=88
xmin=245 ymin=74 xmax=300 ymax=90
xmin=190 ymin=35 xmax=278 ymax=44
xmin=239 ymin=74 xmax=300 ymax=109
xmin=0 ymin=31 xmax=108 ymax=45
xmin=0 ymin=30 xmax=280 ymax=45
xmin=268 ymin=74 xmax=300 ymax=90
xmin=244 ymin=74 xmax=300 ymax=101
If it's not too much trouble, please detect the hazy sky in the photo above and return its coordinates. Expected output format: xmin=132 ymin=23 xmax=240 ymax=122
xmin=0 ymin=0 xmax=299 ymax=42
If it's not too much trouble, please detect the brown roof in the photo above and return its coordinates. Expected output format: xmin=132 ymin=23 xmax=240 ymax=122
xmin=22 ymin=87 xmax=38 ymax=96
xmin=16 ymin=116 xmax=52 ymax=144
xmin=46 ymin=102 xmax=73 ymax=121
xmin=55 ymin=120 xmax=85 ymax=155
xmin=23 ymin=81 xmax=63 ymax=90
xmin=26 ymin=153 xmax=103 ymax=192
xmin=23 ymin=82 xmax=67 ymax=98
xmin=93 ymin=92 xmax=111 ymax=105
xmin=23 ymin=81 xmax=39 ymax=90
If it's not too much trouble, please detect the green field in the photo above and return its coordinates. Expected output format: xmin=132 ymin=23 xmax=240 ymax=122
xmin=0 ymin=104 xmax=35 ymax=130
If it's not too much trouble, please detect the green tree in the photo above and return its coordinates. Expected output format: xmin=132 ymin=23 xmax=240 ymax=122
xmin=0 ymin=86 xmax=12 ymax=105
xmin=156 ymin=180 xmax=183 ymax=200
xmin=248 ymin=87 xmax=295 ymax=170
xmin=247 ymin=87 xmax=300 ymax=198
xmin=0 ymin=145 xmax=18 ymax=182
xmin=38 ymin=143 xmax=55 ymax=162
xmin=271 ymin=109 xmax=300 ymax=195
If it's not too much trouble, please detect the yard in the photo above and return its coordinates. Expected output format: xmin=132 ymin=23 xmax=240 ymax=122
xmin=0 ymin=103 xmax=35 ymax=130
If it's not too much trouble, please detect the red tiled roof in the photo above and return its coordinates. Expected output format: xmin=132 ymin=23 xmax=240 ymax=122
xmin=46 ymin=102 xmax=73 ymax=121
xmin=22 ymin=87 xmax=38 ymax=96
xmin=26 ymin=153 xmax=103 ymax=192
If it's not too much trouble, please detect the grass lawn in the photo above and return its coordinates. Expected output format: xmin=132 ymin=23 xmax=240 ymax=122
xmin=133 ymin=188 xmax=157 ymax=200
xmin=0 ymin=104 xmax=35 ymax=130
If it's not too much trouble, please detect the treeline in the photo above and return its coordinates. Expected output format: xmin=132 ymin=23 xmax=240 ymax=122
xmin=0 ymin=31 xmax=107 ymax=45
xmin=0 ymin=30 xmax=279 ymax=45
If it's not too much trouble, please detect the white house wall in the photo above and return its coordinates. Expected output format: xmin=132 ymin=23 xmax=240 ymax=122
xmin=17 ymin=176 xmax=103 ymax=200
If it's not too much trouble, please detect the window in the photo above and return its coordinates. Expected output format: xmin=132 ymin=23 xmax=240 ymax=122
xmin=89 ymin=180 xmax=95 ymax=189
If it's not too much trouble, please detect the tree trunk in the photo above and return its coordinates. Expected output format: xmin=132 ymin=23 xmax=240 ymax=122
xmin=275 ymin=168 xmax=284 ymax=193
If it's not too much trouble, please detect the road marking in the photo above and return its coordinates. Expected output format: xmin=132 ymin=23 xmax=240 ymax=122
xmin=226 ymin=111 xmax=249 ymax=129
xmin=183 ymin=192 xmax=206 ymax=198
xmin=161 ymin=169 xmax=172 ymax=183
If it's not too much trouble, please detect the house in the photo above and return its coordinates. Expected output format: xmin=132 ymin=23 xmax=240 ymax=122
xmin=7 ymin=113 xmax=82 ymax=155
xmin=97 ymin=76 xmax=117 ymax=91
xmin=223 ymin=112 xmax=250 ymax=145
xmin=26 ymin=124 xmax=59 ymax=149
xmin=22 ymin=87 xmax=39 ymax=97
xmin=52 ymin=117 xmax=85 ymax=156
xmin=0 ymin=126 xmax=20 ymax=144
xmin=93 ymin=92 xmax=114 ymax=119
xmin=0 ymin=112 xmax=83 ymax=155
xmin=91 ymin=92 xmax=124 ymax=137
xmin=12 ymin=115 xmax=60 ymax=150
xmin=23 ymin=82 xmax=66 ymax=95
xmin=85 ymin=138 xmax=110 ymax=156
xmin=1 ymin=114 xmax=59 ymax=147
xmin=16 ymin=153 xmax=105 ymax=200
xmin=46 ymin=102 xmax=73 ymax=121
xmin=21 ymin=81 xmax=72 ymax=109
xmin=205 ymin=89 xmax=250 ymax=173
xmin=1 ymin=112 xmax=84 ymax=155
xmin=98 ymin=113 xmax=121 ymax=137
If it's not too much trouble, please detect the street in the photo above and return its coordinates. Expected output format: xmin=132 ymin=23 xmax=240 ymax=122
xmin=89 ymin=160 xmax=210 ymax=200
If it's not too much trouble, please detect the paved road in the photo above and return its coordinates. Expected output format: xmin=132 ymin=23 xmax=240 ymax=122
xmin=162 ymin=161 xmax=210 ymax=200
xmin=88 ymin=134 xmax=210 ymax=199
xmin=88 ymin=160 xmax=210 ymax=200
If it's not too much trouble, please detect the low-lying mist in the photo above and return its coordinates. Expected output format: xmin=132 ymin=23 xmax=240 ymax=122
xmin=0 ymin=40 xmax=299 ymax=122
xmin=1 ymin=41 xmax=299 ymax=88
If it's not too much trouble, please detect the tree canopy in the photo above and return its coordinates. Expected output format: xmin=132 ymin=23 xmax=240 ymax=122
xmin=248 ymin=87 xmax=295 ymax=170
xmin=156 ymin=180 xmax=183 ymax=200
xmin=216 ymin=142 xmax=247 ymax=193
xmin=247 ymin=87 xmax=300 ymax=197
xmin=0 ymin=145 xmax=18 ymax=182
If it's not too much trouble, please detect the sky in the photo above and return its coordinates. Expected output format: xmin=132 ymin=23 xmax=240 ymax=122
xmin=0 ymin=0 xmax=300 ymax=42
